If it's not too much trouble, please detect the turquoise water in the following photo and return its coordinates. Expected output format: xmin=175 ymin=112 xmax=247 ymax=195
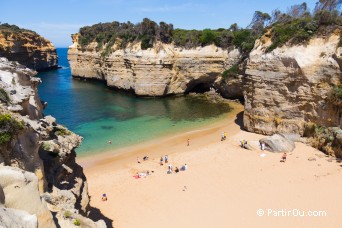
xmin=37 ymin=48 xmax=231 ymax=155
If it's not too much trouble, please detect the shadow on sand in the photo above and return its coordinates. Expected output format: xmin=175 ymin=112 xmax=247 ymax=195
xmin=89 ymin=206 xmax=114 ymax=228
xmin=234 ymin=111 xmax=244 ymax=130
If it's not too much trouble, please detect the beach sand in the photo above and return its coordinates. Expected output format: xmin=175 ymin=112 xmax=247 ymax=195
xmin=78 ymin=103 xmax=342 ymax=228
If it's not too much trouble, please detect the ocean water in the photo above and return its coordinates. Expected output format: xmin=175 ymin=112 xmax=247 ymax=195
xmin=37 ymin=48 xmax=231 ymax=155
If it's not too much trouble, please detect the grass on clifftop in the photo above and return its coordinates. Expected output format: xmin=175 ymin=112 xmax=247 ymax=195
xmin=266 ymin=16 xmax=318 ymax=52
xmin=0 ymin=113 xmax=25 ymax=145
xmin=77 ymin=18 xmax=258 ymax=56
xmin=77 ymin=2 xmax=342 ymax=57
xmin=0 ymin=23 xmax=37 ymax=35
xmin=266 ymin=7 xmax=342 ymax=52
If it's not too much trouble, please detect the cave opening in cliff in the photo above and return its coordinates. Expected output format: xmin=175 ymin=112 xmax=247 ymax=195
xmin=186 ymin=83 xmax=211 ymax=94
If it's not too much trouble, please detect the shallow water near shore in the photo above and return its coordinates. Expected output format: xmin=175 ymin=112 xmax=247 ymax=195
xmin=37 ymin=48 xmax=232 ymax=155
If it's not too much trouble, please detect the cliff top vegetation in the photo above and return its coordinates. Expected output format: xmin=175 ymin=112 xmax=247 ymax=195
xmin=76 ymin=0 xmax=342 ymax=56
xmin=0 ymin=23 xmax=37 ymax=35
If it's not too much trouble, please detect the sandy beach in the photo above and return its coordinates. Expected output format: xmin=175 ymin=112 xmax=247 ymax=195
xmin=78 ymin=103 xmax=342 ymax=228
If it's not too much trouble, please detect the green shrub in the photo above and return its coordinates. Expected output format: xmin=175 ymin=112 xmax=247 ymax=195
xmin=64 ymin=211 xmax=72 ymax=218
xmin=0 ymin=88 xmax=10 ymax=103
xmin=73 ymin=219 xmax=81 ymax=226
xmin=140 ymin=35 xmax=153 ymax=50
xmin=266 ymin=17 xmax=317 ymax=52
xmin=328 ymin=85 xmax=342 ymax=106
xmin=0 ymin=114 xmax=24 ymax=144
xmin=78 ymin=19 xmax=257 ymax=53
xmin=0 ymin=22 xmax=37 ymax=34
xmin=232 ymin=29 xmax=257 ymax=53
xmin=222 ymin=64 xmax=239 ymax=79
xmin=0 ymin=132 xmax=11 ymax=145
xmin=199 ymin=29 xmax=217 ymax=46
xmin=55 ymin=125 xmax=71 ymax=136
xmin=42 ymin=142 xmax=51 ymax=151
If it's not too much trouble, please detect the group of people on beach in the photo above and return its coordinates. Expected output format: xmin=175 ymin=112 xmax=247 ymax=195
xmin=166 ymin=163 xmax=187 ymax=174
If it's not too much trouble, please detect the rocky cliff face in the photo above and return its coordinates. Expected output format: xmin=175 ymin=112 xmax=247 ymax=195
xmin=0 ymin=58 xmax=105 ymax=228
xmin=68 ymin=34 xmax=242 ymax=97
xmin=244 ymin=31 xmax=342 ymax=138
xmin=0 ymin=29 xmax=58 ymax=71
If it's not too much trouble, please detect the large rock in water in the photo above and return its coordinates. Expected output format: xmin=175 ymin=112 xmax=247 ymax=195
xmin=259 ymin=134 xmax=295 ymax=152
xmin=68 ymin=35 xmax=242 ymax=97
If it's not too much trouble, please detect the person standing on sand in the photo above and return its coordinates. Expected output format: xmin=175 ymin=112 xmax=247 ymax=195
xmin=224 ymin=132 xmax=227 ymax=140
xmin=164 ymin=155 xmax=168 ymax=163
xmin=221 ymin=132 xmax=224 ymax=141
xmin=160 ymin=157 xmax=164 ymax=166
xmin=187 ymin=138 xmax=190 ymax=146
xmin=137 ymin=157 xmax=141 ymax=164
xmin=281 ymin=152 xmax=287 ymax=162
xmin=261 ymin=142 xmax=265 ymax=151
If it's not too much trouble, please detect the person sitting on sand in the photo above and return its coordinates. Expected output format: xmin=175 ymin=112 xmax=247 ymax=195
xmin=175 ymin=167 xmax=179 ymax=173
xmin=160 ymin=157 xmax=164 ymax=166
xmin=224 ymin=132 xmax=227 ymax=140
xmin=241 ymin=140 xmax=248 ymax=149
xmin=240 ymin=140 xmax=244 ymax=148
xmin=137 ymin=157 xmax=141 ymax=164
xmin=167 ymin=164 xmax=173 ymax=174
xmin=281 ymin=152 xmax=287 ymax=162
xmin=143 ymin=156 xmax=149 ymax=161
xmin=181 ymin=164 xmax=187 ymax=171
xmin=102 ymin=193 xmax=107 ymax=201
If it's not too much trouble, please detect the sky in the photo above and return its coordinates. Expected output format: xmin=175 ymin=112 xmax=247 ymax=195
xmin=1 ymin=0 xmax=318 ymax=47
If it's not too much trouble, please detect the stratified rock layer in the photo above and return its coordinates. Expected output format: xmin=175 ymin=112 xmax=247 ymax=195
xmin=244 ymin=32 xmax=342 ymax=135
xmin=68 ymin=35 xmax=242 ymax=97
xmin=0 ymin=30 xmax=58 ymax=71
xmin=0 ymin=58 xmax=105 ymax=228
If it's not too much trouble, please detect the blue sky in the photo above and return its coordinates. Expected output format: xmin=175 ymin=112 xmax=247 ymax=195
xmin=1 ymin=0 xmax=318 ymax=47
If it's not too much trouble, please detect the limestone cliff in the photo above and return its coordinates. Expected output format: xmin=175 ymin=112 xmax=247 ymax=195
xmin=0 ymin=58 xmax=105 ymax=228
xmin=0 ymin=24 xmax=58 ymax=71
xmin=243 ymin=31 xmax=342 ymax=155
xmin=68 ymin=34 xmax=242 ymax=97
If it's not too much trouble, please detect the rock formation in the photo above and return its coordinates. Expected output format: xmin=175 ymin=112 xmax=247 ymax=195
xmin=0 ymin=25 xmax=58 ymax=71
xmin=0 ymin=58 xmax=105 ymax=228
xmin=244 ymin=31 xmax=342 ymax=135
xmin=259 ymin=134 xmax=296 ymax=152
xmin=68 ymin=34 xmax=242 ymax=97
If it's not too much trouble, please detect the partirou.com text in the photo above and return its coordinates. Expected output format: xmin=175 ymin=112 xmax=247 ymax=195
xmin=257 ymin=208 xmax=327 ymax=217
